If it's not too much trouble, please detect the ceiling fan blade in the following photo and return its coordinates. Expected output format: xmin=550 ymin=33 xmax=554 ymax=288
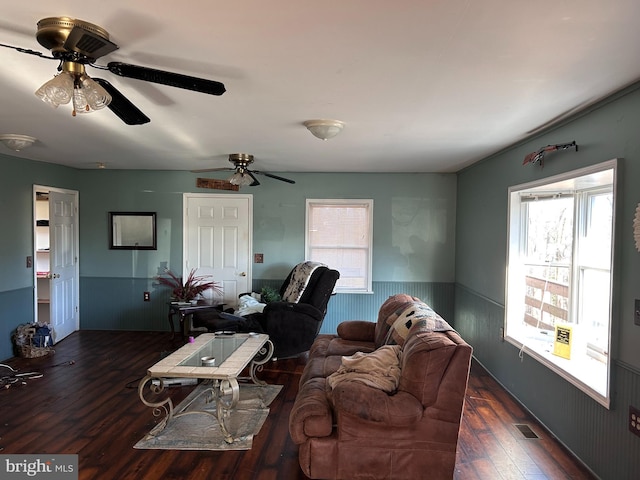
xmin=0 ymin=42 xmax=54 ymax=59
xmin=92 ymin=78 xmax=150 ymax=125
xmin=190 ymin=167 xmax=234 ymax=173
xmin=107 ymin=62 xmax=226 ymax=96
xmin=246 ymin=170 xmax=261 ymax=186
xmin=255 ymin=171 xmax=296 ymax=184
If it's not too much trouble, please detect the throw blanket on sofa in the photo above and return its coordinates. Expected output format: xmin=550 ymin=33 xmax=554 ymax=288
xmin=385 ymin=302 xmax=454 ymax=346
xmin=327 ymin=345 xmax=402 ymax=393
xmin=282 ymin=261 xmax=326 ymax=303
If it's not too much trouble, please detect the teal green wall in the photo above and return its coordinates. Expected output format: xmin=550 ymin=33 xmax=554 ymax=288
xmin=0 ymin=154 xmax=79 ymax=358
xmin=76 ymin=170 xmax=456 ymax=333
xmin=0 ymin=161 xmax=456 ymax=358
xmin=455 ymin=84 xmax=640 ymax=479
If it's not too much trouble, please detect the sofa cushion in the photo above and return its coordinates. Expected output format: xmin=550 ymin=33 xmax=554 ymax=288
xmin=326 ymin=338 xmax=376 ymax=357
xmin=300 ymin=354 xmax=344 ymax=385
xmin=327 ymin=345 xmax=402 ymax=393
xmin=398 ymin=323 xmax=458 ymax=407
xmin=336 ymin=320 xmax=376 ymax=342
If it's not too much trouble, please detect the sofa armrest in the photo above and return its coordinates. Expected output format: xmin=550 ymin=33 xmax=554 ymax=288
xmin=289 ymin=378 xmax=334 ymax=444
xmin=336 ymin=320 xmax=376 ymax=342
xmin=331 ymin=381 xmax=422 ymax=426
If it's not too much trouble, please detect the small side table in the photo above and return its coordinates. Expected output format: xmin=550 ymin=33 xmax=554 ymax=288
xmin=168 ymin=302 xmax=224 ymax=339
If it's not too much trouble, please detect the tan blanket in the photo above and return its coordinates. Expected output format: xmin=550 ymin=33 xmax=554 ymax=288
xmin=327 ymin=345 xmax=402 ymax=393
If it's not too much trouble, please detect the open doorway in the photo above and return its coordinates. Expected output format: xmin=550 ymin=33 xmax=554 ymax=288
xmin=33 ymin=185 xmax=79 ymax=342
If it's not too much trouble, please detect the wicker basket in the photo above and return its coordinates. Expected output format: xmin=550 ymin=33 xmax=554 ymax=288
xmin=13 ymin=325 xmax=55 ymax=358
xmin=17 ymin=343 xmax=54 ymax=358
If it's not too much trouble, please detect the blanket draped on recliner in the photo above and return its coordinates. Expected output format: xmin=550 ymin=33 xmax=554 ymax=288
xmin=281 ymin=261 xmax=326 ymax=303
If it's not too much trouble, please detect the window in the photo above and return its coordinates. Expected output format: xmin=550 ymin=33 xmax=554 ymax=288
xmin=505 ymin=160 xmax=616 ymax=408
xmin=306 ymin=199 xmax=373 ymax=293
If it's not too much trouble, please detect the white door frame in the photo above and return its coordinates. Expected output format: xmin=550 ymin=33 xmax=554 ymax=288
xmin=183 ymin=193 xmax=253 ymax=307
xmin=33 ymin=185 xmax=79 ymax=340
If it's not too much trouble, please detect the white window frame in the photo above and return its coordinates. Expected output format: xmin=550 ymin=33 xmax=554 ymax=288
xmin=305 ymin=199 xmax=373 ymax=294
xmin=504 ymin=160 xmax=617 ymax=408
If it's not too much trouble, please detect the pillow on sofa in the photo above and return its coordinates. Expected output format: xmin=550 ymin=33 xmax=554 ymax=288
xmin=327 ymin=345 xmax=402 ymax=393
xmin=384 ymin=301 xmax=453 ymax=347
xmin=374 ymin=294 xmax=421 ymax=347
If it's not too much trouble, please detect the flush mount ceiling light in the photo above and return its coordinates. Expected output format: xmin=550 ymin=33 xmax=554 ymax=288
xmin=303 ymin=119 xmax=345 ymax=140
xmin=0 ymin=134 xmax=37 ymax=151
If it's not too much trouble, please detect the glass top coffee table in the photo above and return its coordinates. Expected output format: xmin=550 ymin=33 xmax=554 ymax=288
xmin=138 ymin=333 xmax=274 ymax=443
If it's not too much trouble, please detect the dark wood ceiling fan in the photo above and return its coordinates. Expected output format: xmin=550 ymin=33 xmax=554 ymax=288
xmin=192 ymin=153 xmax=296 ymax=186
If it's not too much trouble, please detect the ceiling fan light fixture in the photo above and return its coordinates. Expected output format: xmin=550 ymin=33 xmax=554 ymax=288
xmin=0 ymin=134 xmax=37 ymax=151
xmin=35 ymin=62 xmax=111 ymax=115
xmin=228 ymin=171 xmax=255 ymax=186
xmin=35 ymin=72 xmax=74 ymax=108
xmin=79 ymin=76 xmax=111 ymax=111
xmin=303 ymin=119 xmax=344 ymax=140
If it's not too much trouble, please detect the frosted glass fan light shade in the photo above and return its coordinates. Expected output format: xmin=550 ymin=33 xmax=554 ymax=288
xmin=81 ymin=76 xmax=111 ymax=110
xmin=72 ymin=87 xmax=90 ymax=114
xmin=35 ymin=72 xmax=74 ymax=108
xmin=228 ymin=172 xmax=254 ymax=186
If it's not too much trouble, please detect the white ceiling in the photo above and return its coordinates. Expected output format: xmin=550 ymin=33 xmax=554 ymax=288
xmin=1 ymin=1 xmax=639 ymax=175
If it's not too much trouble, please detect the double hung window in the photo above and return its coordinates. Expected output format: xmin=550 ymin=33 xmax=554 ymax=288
xmin=305 ymin=199 xmax=373 ymax=293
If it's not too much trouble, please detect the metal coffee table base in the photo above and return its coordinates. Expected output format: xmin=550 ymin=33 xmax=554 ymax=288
xmin=138 ymin=336 xmax=274 ymax=443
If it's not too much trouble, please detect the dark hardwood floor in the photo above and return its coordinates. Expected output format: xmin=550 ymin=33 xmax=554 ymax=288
xmin=0 ymin=331 xmax=596 ymax=480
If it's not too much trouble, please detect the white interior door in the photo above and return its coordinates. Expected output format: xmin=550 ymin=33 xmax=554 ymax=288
xmin=184 ymin=194 xmax=252 ymax=309
xmin=48 ymin=190 xmax=79 ymax=341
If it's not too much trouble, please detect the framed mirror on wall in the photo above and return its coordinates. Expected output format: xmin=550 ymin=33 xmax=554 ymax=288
xmin=109 ymin=212 xmax=157 ymax=250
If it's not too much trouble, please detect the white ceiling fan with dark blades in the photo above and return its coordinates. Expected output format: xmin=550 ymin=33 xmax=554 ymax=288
xmin=192 ymin=153 xmax=296 ymax=186
xmin=0 ymin=16 xmax=226 ymax=125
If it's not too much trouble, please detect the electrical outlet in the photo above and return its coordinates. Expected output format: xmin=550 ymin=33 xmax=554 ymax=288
xmin=143 ymin=291 xmax=150 ymax=302
xmin=629 ymin=406 xmax=640 ymax=438
xmin=635 ymin=299 xmax=640 ymax=326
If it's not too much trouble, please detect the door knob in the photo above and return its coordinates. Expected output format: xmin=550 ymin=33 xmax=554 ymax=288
xmin=239 ymin=272 xmax=246 ymax=277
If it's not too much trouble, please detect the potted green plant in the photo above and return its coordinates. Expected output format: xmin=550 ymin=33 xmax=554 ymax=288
xmin=156 ymin=268 xmax=222 ymax=303
xmin=260 ymin=285 xmax=281 ymax=303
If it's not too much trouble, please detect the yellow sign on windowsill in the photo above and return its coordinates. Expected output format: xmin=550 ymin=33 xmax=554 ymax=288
xmin=553 ymin=324 xmax=572 ymax=359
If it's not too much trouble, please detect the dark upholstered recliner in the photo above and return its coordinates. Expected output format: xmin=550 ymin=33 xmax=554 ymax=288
xmin=248 ymin=262 xmax=339 ymax=358
xmin=194 ymin=262 xmax=340 ymax=359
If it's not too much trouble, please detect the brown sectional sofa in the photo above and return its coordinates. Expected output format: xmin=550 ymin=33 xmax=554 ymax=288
xmin=289 ymin=294 xmax=473 ymax=479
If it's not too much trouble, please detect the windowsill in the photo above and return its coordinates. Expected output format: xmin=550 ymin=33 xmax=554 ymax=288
xmin=505 ymin=327 xmax=610 ymax=408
